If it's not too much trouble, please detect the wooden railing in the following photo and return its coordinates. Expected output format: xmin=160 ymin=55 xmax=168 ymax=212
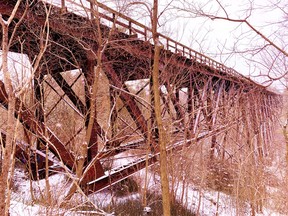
xmin=46 ymin=0 xmax=261 ymax=87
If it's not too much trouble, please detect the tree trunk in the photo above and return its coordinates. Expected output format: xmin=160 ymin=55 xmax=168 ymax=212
xmin=0 ymin=17 xmax=17 ymax=216
xmin=152 ymin=1 xmax=171 ymax=215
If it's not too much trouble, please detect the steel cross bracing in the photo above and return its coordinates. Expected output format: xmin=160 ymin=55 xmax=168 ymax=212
xmin=0 ymin=0 xmax=282 ymax=194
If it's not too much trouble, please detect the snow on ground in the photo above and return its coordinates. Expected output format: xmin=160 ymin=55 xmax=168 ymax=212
xmin=11 ymin=168 xmax=69 ymax=202
xmin=9 ymin=153 xmax=287 ymax=215
xmin=111 ymin=153 xmax=287 ymax=216
xmin=10 ymin=200 xmax=41 ymax=216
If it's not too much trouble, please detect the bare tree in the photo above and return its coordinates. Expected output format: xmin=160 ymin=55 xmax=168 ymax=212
xmin=175 ymin=0 xmax=287 ymax=86
xmin=0 ymin=1 xmax=24 ymax=215
xmin=151 ymin=1 xmax=171 ymax=215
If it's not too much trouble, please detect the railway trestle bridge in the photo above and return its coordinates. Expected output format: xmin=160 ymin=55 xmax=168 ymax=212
xmin=0 ymin=0 xmax=281 ymax=195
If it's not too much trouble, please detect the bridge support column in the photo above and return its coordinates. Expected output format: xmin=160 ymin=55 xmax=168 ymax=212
xmin=0 ymin=81 xmax=76 ymax=169
xmin=164 ymin=82 xmax=185 ymax=128
xmin=102 ymin=55 xmax=158 ymax=151
xmin=187 ymin=73 xmax=196 ymax=140
xmin=207 ymin=90 xmax=217 ymax=160
xmin=220 ymin=86 xmax=229 ymax=160
xmin=207 ymin=78 xmax=223 ymax=160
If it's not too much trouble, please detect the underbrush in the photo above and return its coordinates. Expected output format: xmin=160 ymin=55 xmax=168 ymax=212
xmin=102 ymin=192 xmax=196 ymax=216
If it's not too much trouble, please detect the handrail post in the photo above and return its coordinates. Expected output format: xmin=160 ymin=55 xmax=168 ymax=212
xmin=166 ymin=38 xmax=169 ymax=50
xmin=175 ymin=43 xmax=177 ymax=53
xmin=129 ymin=21 xmax=132 ymax=35
xmin=90 ymin=1 xmax=93 ymax=19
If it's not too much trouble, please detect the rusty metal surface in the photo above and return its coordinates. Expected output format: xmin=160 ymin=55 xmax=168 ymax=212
xmin=0 ymin=81 xmax=75 ymax=170
xmin=0 ymin=130 xmax=64 ymax=179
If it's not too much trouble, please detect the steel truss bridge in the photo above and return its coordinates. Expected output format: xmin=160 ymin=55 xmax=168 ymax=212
xmin=0 ymin=0 xmax=281 ymax=194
